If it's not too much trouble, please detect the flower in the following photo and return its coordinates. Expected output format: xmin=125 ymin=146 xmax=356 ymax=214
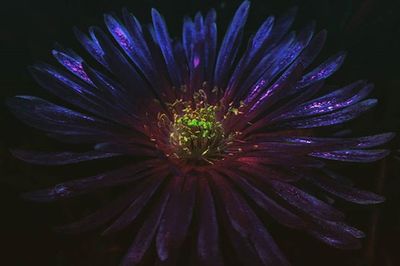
xmin=7 ymin=1 xmax=393 ymax=265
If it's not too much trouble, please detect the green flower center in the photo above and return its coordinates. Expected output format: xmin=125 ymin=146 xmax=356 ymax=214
xmin=170 ymin=104 xmax=226 ymax=163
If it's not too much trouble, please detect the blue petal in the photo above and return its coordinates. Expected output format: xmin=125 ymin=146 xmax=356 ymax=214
xmin=311 ymin=149 xmax=390 ymax=162
xmin=277 ymin=81 xmax=373 ymax=120
xmin=282 ymin=98 xmax=378 ymax=129
xmin=104 ymin=14 xmax=161 ymax=91
xmin=297 ymin=51 xmax=347 ymax=88
xmin=151 ymin=8 xmax=182 ymax=87
xmin=10 ymin=149 xmax=119 ymax=165
xmin=214 ymin=1 xmax=250 ymax=88
xmin=52 ymin=49 xmax=93 ymax=85
xmin=73 ymin=27 xmax=108 ymax=68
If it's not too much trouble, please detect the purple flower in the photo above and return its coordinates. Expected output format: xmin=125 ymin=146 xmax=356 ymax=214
xmin=8 ymin=1 xmax=393 ymax=265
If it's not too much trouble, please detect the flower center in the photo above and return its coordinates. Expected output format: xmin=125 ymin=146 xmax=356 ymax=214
xmin=170 ymin=103 xmax=226 ymax=163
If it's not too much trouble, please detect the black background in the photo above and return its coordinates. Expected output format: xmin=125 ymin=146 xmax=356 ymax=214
xmin=1 ymin=0 xmax=400 ymax=265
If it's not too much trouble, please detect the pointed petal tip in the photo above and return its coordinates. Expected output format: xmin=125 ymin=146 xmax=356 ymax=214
xmin=151 ymin=8 xmax=161 ymax=18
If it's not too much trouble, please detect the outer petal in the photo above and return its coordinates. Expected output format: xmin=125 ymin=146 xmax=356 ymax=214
xmin=307 ymin=171 xmax=384 ymax=204
xmin=151 ymin=8 xmax=182 ymax=87
xmin=197 ymin=178 xmax=224 ymax=266
xmin=10 ymin=149 xmax=119 ymax=165
xmin=214 ymin=1 xmax=250 ymax=88
xmin=102 ymin=174 xmax=166 ymax=235
xmin=311 ymin=149 xmax=389 ymax=163
xmin=156 ymin=175 xmax=197 ymax=264
xmin=22 ymin=163 xmax=164 ymax=202
xmin=121 ymin=184 xmax=171 ymax=266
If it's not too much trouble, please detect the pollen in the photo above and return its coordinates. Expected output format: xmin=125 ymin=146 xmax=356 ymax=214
xmin=170 ymin=102 xmax=226 ymax=162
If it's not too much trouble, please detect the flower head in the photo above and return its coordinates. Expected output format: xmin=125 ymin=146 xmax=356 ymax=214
xmin=8 ymin=1 xmax=393 ymax=265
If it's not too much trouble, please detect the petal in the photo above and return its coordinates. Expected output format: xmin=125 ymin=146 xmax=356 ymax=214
xmin=156 ymin=175 xmax=197 ymax=263
xmin=278 ymin=81 xmax=372 ymax=120
xmin=280 ymin=99 xmax=378 ymax=129
xmin=73 ymin=27 xmax=108 ymax=68
xmin=214 ymin=1 xmax=250 ymax=88
xmin=221 ymin=168 xmax=306 ymax=229
xmin=311 ymin=149 xmax=389 ymax=163
xmin=197 ymin=178 xmax=223 ymax=266
xmin=22 ymin=163 xmax=164 ymax=202
xmin=151 ymin=8 xmax=182 ymax=87
xmin=92 ymin=27 xmax=152 ymax=100
xmin=55 ymin=186 xmax=142 ymax=234
xmin=102 ymin=174 xmax=166 ymax=235
xmin=121 ymin=185 xmax=171 ymax=266
xmin=204 ymin=9 xmax=217 ymax=83
xmin=307 ymin=171 xmax=384 ymax=204
xmin=308 ymin=219 xmax=362 ymax=249
xmin=104 ymin=14 xmax=161 ymax=90
xmin=297 ymin=51 xmax=347 ymax=89
xmin=10 ymin=149 xmax=119 ymax=165
xmin=52 ymin=49 xmax=93 ymax=84
xmin=6 ymin=96 xmax=115 ymax=135
xmin=210 ymin=171 xmax=290 ymax=266
xmin=29 ymin=63 xmax=135 ymax=125
xmin=268 ymin=180 xmax=345 ymax=221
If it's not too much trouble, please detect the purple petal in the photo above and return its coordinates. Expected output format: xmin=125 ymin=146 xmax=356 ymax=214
xmin=156 ymin=175 xmax=197 ymax=263
xmin=92 ymin=27 xmax=152 ymax=100
xmin=55 ymin=186 xmax=141 ymax=234
xmin=210 ymin=172 xmax=290 ymax=266
xmin=214 ymin=1 xmax=250 ymax=88
xmin=104 ymin=14 xmax=162 ymax=90
xmin=22 ymin=163 xmax=164 ymax=202
xmin=102 ymin=174 xmax=166 ymax=235
xmin=307 ymin=172 xmax=384 ymax=204
xmin=6 ymin=96 xmax=116 ymax=135
xmin=29 ymin=63 xmax=136 ymax=125
xmin=151 ymin=8 xmax=182 ymax=87
xmin=121 ymin=185 xmax=171 ymax=266
xmin=204 ymin=9 xmax=217 ymax=84
xmin=52 ymin=49 xmax=93 ymax=84
xmin=308 ymin=219 xmax=362 ymax=249
xmin=221 ymin=169 xmax=306 ymax=229
xmin=311 ymin=149 xmax=389 ymax=163
xmin=297 ymin=51 xmax=347 ymax=88
xmin=281 ymin=98 xmax=378 ymax=129
xmin=10 ymin=149 xmax=119 ymax=165
xmin=197 ymin=178 xmax=223 ymax=266
xmin=268 ymin=180 xmax=345 ymax=221
xmin=73 ymin=27 xmax=108 ymax=68
xmin=278 ymin=81 xmax=372 ymax=120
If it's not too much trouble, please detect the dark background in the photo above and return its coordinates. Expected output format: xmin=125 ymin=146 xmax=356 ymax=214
xmin=1 ymin=0 xmax=400 ymax=265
